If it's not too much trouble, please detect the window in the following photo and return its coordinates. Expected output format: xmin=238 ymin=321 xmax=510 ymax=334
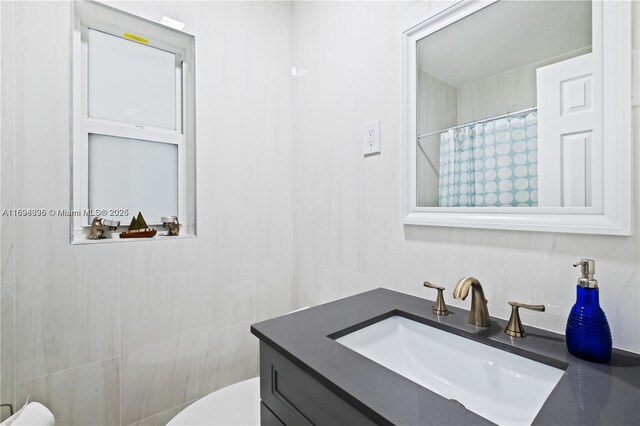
xmin=71 ymin=2 xmax=196 ymax=243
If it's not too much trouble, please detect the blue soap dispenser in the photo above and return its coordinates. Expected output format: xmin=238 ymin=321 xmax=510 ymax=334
xmin=565 ymin=259 xmax=612 ymax=363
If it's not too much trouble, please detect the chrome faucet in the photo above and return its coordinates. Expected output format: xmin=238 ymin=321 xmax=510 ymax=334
xmin=453 ymin=276 xmax=490 ymax=327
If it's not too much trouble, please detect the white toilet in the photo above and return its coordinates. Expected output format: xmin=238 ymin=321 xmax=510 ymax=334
xmin=166 ymin=377 xmax=260 ymax=425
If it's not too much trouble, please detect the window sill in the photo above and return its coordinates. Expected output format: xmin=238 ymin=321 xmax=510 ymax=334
xmin=70 ymin=233 xmax=196 ymax=246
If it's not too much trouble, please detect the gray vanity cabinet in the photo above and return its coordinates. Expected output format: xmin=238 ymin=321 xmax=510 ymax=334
xmin=259 ymin=342 xmax=377 ymax=426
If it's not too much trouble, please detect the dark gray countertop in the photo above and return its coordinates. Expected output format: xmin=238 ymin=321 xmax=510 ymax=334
xmin=250 ymin=288 xmax=640 ymax=425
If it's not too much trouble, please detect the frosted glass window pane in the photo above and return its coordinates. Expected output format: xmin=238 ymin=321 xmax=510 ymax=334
xmin=88 ymin=29 xmax=177 ymax=129
xmin=89 ymin=134 xmax=178 ymax=224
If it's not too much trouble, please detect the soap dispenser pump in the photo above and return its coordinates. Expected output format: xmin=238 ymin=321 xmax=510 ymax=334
xmin=565 ymin=259 xmax=612 ymax=363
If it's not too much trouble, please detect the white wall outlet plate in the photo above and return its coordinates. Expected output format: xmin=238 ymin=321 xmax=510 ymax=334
xmin=363 ymin=120 xmax=381 ymax=156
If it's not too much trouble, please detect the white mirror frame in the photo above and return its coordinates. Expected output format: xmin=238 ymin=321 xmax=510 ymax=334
xmin=401 ymin=0 xmax=631 ymax=235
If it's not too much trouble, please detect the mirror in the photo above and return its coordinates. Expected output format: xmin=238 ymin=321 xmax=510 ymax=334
xmin=401 ymin=0 xmax=631 ymax=234
xmin=416 ymin=1 xmax=591 ymax=208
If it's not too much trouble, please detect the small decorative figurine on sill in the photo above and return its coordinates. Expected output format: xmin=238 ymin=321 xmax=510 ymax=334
xmin=162 ymin=216 xmax=180 ymax=236
xmin=88 ymin=216 xmax=120 ymax=240
xmin=88 ymin=216 xmax=105 ymax=240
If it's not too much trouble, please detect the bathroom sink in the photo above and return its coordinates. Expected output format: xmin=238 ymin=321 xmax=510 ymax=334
xmin=335 ymin=315 xmax=565 ymax=425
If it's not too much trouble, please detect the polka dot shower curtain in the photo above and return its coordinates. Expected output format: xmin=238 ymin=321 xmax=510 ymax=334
xmin=438 ymin=111 xmax=538 ymax=207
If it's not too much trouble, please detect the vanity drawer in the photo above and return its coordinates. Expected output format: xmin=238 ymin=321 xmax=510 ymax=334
xmin=259 ymin=342 xmax=376 ymax=426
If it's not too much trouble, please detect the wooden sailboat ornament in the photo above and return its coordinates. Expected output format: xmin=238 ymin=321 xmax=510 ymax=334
xmin=119 ymin=212 xmax=157 ymax=238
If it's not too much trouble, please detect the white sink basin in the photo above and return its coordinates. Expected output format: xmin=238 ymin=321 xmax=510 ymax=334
xmin=336 ymin=315 xmax=564 ymax=425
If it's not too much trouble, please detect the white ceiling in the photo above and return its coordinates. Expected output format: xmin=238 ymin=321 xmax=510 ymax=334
xmin=417 ymin=1 xmax=592 ymax=88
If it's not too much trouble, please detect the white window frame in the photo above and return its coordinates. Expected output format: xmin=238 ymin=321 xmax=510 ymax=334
xmin=71 ymin=1 xmax=196 ymax=243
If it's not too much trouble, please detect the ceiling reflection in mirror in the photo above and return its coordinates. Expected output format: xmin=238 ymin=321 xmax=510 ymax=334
xmin=416 ymin=1 xmax=592 ymax=208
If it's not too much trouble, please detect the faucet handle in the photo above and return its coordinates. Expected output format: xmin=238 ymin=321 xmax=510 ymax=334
xmin=423 ymin=281 xmax=444 ymax=291
xmin=504 ymin=301 xmax=545 ymax=338
xmin=423 ymin=281 xmax=449 ymax=316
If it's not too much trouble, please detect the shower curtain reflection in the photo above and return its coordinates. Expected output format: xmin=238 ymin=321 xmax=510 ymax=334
xmin=437 ymin=111 xmax=539 ymax=207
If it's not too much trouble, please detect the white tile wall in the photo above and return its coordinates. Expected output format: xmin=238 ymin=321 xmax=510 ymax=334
xmin=15 ymin=223 xmax=120 ymax=382
xmin=13 ymin=2 xmax=69 ymax=209
xmin=291 ymin=0 xmax=640 ymax=354
xmin=1 ymin=296 xmax=14 ymax=415
xmin=120 ymin=272 xmax=199 ymax=425
xmin=119 ymin=239 xmax=198 ymax=282
xmin=0 ymin=0 xmax=14 ymax=120
xmin=1 ymin=0 xmax=638 ymax=424
xmin=0 ymin=1 xmax=293 ymax=424
xmin=16 ymin=357 xmax=120 ymax=426
xmin=0 ymin=118 xmax=14 ymax=298
xmin=197 ymin=206 xmax=257 ymax=331
xmin=196 ymin=321 xmax=258 ymax=399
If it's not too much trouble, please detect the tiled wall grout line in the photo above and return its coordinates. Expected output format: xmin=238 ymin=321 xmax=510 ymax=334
xmin=117 ymin=242 xmax=122 ymax=426
xmin=194 ymin=225 xmax=199 ymax=419
xmin=120 ymin=269 xmax=197 ymax=284
xmin=10 ymin=0 xmax=16 ymax=411
xmin=11 ymin=296 xmax=16 ymax=411
xmin=129 ymin=398 xmax=197 ymax=426
xmin=14 ymin=356 xmax=120 ymax=388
